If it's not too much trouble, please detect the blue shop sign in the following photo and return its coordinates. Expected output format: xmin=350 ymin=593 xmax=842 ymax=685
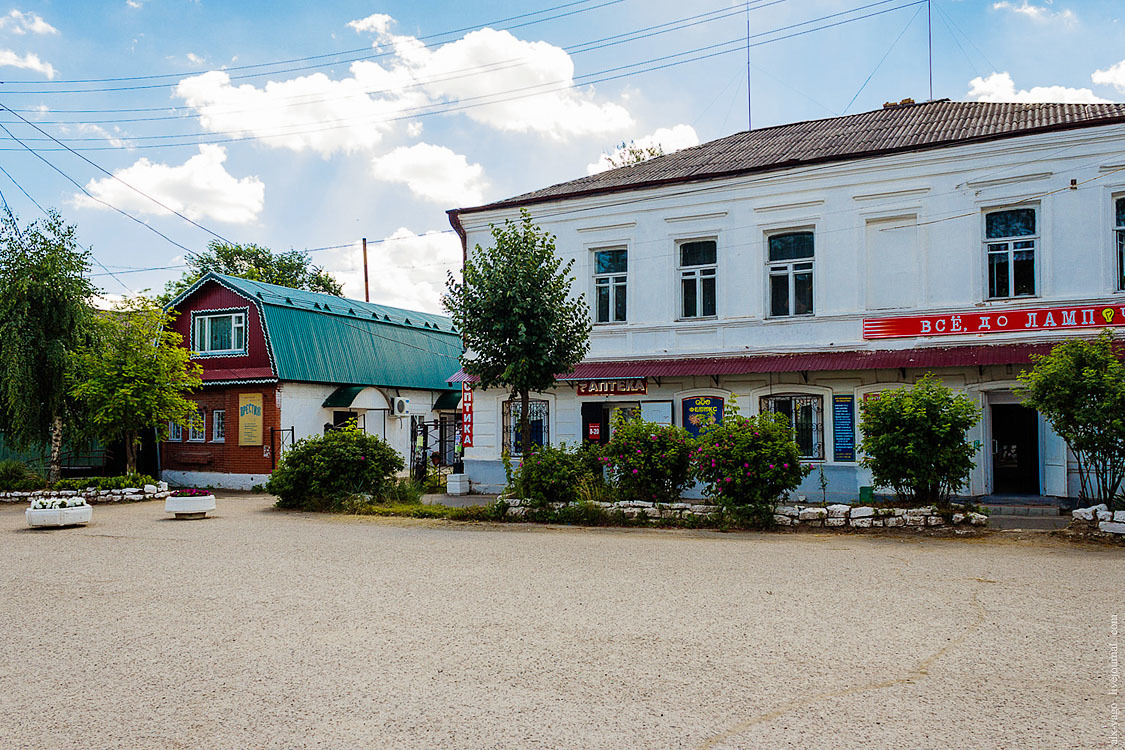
xmin=832 ymin=394 xmax=856 ymax=462
xmin=682 ymin=396 xmax=724 ymax=438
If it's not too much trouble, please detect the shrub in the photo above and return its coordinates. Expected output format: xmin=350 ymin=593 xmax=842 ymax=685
xmin=381 ymin=477 xmax=425 ymax=505
xmin=0 ymin=459 xmax=48 ymax=491
xmin=267 ymin=424 xmax=404 ymax=511
xmin=512 ymin=442 xmax=590 ymax=507
xmin=53 ymin=473 xmax=157 ymax=491
xmin=692 ymin=411 xmax=809 ymax=526
xmin=603 ymin=413 xmax=694 ymax=503
xmin=859 ymin=374 xmax=981 ymax=507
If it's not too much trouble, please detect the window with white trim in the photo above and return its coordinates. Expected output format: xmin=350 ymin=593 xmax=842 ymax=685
xmin=768 ymin=231 xmax=814 ymax=317
xmin=1116 ymin=197 xmax=1125 ymax=292
xmin=593 ymin=247 xmax=627 ymax=323
xmin=501 ymin=399 xmax=549 ymax=456
xmin=168 ymin=422 xmax=182 ymax=441
xmin=761 ymin=393 xmax=824 ymax=460
xmin=193 ymin=311 xmax=246 ymax=354
xmin=212 ymin=410 xmax=225 ymax=442
xmin=188 ymin=408 xmax=206 ymax=442
xmin=678 ymin=239 xmax=717 ymax=319
xmin=985 ymin=208 xmax=1037 ymax=299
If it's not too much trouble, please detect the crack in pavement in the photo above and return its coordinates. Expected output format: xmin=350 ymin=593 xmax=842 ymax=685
xmin=696 ymin=588 xmax=988 ymax=749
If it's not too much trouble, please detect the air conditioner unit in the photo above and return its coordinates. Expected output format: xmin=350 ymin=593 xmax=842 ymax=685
xmin=391 ymin=397 xmax=410 ymax=417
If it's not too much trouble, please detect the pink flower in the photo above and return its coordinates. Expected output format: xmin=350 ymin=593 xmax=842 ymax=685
xmin=743 ymin=463 xmax=748 ymax=468
xmin=769 ymin=464 xmax=775 ymax=469
xmin=632 ymin=468 xmax=638 ymax=474
xmin=725 ymin=477 xmax=732 ymax=482
xmin=783 ymin=463 xmax=789 ymax=468
xmin=359 ymin=456 xmax=366 ymax=461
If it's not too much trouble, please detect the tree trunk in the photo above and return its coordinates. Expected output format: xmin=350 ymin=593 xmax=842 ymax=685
xmin=520 ymin=388 xmax=531 ymax=457
xmin=124 ymin=431 xmax=138 ymax=475
xmin=48 ymin=415 xmax=63 ymax=484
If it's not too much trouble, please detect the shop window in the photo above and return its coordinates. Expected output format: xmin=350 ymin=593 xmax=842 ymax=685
xmin=593 ymin=247 xmax=627 ymax=323
xmin=678 ymin=239 xmax=717 ymax=318
xmin=761 ymin=393 xmax=824 ymax=460
xmin=167 ymin=421 xmax=182 ymax=441
xmin=1116 ymin=197 xmax=1125 ymax=292
xmin=193 ymin=310 xmax=247 ymax=354
xmin=188 ymin=408 xmax=206 ymax=442
xmin=502 ymin=399 xmax=549 ymax=455
xmin=212 ymin=410 xmax=225 ymax=442
xmin=985 ymin=208 xmax=1037 ymax=299
xmin=768 ymin=231 xmax=814 ymax=317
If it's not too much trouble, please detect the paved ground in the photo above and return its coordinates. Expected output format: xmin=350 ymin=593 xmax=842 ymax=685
xmin=1 ymin=494 xmax=1120 ymax=749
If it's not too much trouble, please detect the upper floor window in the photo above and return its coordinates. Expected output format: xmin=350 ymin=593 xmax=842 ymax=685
xmin=212 ymin=410 xmax=226 ymax=442
xmin=768 ymin=231 xmax=814 ymax=317
xmin=193 ymin=311 xmax=246 ymax=354
xmin=985 ymin=208 xmax=1036 ymax=299
xmin=761 ymin=393 xmax=824 ymax=460
xmin=1116 ymin=197 xmax=1125 ymax=292
xmin=679 ymin=239 xmax=717 ymax=319
xmin=593 ymin=248 xmax=627 ymax=323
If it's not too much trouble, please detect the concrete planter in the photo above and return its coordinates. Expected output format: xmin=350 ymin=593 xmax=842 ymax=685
xmin=26 ymin=505 xmax=93 ymax=528
xmin=165 ymin=494 xmax=216 ymax=520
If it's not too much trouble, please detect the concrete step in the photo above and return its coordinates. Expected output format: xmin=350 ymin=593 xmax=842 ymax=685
xmin=980 ymin=504 xmax=1061 ymax=516
xmin=987 ymin=514 xmax=1069 ymax=530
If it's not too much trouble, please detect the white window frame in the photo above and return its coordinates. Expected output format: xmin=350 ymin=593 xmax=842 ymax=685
xmin=1115 ymin=195 xmax=1125 ymax=293
xmin=760 ymin=393 xmax=825 ymax=461
xmin=192 ymin=309 xmax=248 ymax=355
xmin=983 ymin=207 xmax=1038 ymax=300
xmin=212 ymin=409 xmax=225 ymax=443
xmin=677 ymin=238 xmax=718 ymax=320
xmin=592 ymin=246 xmax=628 ymax=324
xmin=188 ymin=408 xmax=206 ymax=442
xmin=766 ymin=229 xmax=815 ymax=318
xmin=167 ymin=422 xmax=182 ymax=442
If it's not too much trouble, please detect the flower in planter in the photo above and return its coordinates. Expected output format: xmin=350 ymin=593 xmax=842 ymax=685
xmin=30 ymin=497 xmax=90 ymax=510
xmin=171 ymin=488 xmax=212 ymax=497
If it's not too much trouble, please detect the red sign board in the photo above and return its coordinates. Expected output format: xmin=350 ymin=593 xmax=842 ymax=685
xmin=460 ymin=382 xmax=474 ymax=447
xmin=575 ymin=378 xmax=647 ymax=396
xmin=587 ymin=422 xmax=601 ymax=440
xmin=864 ymin=303 xmax=1125 ymax=339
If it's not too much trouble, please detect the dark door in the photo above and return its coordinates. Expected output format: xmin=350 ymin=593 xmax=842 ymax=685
xmin=580 ymin=402 xmax=610 ymax=445
xmin=991 ymin=404 xmax=1039 ymax=494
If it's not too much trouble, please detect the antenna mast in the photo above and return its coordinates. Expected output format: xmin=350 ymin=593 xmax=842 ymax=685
xmin=746 ymin=1 xmax=752 ymax=130
xmin=927 ymin=0 xmax=933 ymax=100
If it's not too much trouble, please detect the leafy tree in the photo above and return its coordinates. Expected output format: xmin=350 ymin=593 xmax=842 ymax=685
xmin=160 ymin=240 xmax=342 ymax=302
xmin=859 ymin=374 xmax=981 ymax=507
xmin=603 ymin=140 xmax=666 ymax=169
xmin=0 ymin=209 xmax=95 ymax=482
xmin=71 ymin=297 xmax=203 ymax=474
xmin=443 ymin=209 xmax=590 ymax=455
xmin=1018 ymin=331 xmax=1125 ymax=509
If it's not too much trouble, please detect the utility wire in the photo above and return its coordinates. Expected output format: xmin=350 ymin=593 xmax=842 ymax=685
xmin=842 ymin=3 xmax=924 ymax=113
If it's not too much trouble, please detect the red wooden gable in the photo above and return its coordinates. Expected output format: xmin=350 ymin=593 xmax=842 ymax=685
xmin=169 ymin=279 xmax=276 ymax=383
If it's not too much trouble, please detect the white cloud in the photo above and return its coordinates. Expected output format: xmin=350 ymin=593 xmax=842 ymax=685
xmin=586 ymin=124 xmax=700 ymax=175
xmin=372 ymin=143 xmax=486 ymax=206
xmin=1092 ymin=60 xmax=1125 ymax=93
xmin=0 ymin=10 xmax=58 ymax=35
xmin=319 ymin=229 xmax=462 ymax=313
xmin=347 ymin=13 xmax=393 ymax=35
xmin=966 ymin=72 xmax=1109 ymax=103
xmin=75 ymin=145 xmax=265 ymax=224
xmin=0 ymin=49 xmax=54 ymax=78
xmin=72 ymin=123 xmax=126 ymax=149
xmin=992 ymin=1 xmax=1077 ymax=25
xmin=186 ymin=52 xmax=204 ymax=65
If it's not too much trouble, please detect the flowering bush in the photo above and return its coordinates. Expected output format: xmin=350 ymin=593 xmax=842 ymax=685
xmin=692 ymin=411 xmax=809 ymax=525
xmin=29 ymin=497 xmax=89 ymax=509
xmin=54 ymin=473 xmax=158 ymax=492
xmin=511 ymin=443 xmax=591 ymax=507
xmin=172 ymin=488 xmax=213 ymax=497
xmin=603 ymin=413 xmax=694 ymax=503
xmin=267 ymin=423 xmax=404 ymax=511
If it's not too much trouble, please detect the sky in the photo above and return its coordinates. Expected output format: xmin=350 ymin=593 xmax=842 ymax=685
xmin=0 ymin=0 xmax=1122 ymax=313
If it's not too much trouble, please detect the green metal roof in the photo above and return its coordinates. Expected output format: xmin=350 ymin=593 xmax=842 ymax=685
xmin=204 ymin=274 xmax=463 ymax=391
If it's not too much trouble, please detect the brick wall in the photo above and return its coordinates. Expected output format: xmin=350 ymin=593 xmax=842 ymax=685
xmin=162 ymin=384 xmax=281 ymax=476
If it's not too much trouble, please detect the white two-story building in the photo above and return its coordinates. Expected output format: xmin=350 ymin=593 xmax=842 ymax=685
xmin=447 ymin=99 xmax=1125 ymax=504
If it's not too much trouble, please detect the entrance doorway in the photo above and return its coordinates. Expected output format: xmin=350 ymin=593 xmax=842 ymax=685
xmin=991 ymin=404 xmax=1039 ymax=495
xmin=580 ymin=402 xmax=638 ymax=444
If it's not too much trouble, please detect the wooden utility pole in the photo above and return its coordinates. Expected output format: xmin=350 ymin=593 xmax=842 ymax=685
xmin=362 ymin=237 xmax=370 ymax=302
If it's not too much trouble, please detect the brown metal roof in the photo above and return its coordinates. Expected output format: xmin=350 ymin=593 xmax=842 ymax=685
xmin=447 ymin=342 xmax=1063 ymax=383
xmin=451 ymin=100 xmax=1125 ymax=216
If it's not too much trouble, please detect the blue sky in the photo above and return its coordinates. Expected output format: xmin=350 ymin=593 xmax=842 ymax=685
xmin=0 ymin=0 xmax=1122 ymax=311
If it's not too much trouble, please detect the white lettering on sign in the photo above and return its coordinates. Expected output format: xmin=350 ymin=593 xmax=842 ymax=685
xmin=1025 ymin=312 xmax=1037 ymax=328
xmin=1082 ymin=309 xmax=1096 ymax=324
xmin=978 ymin=316 xmax=991 ymax=330
xmin=921 ymin=320 xmax=931 ymax=333
xmin=1061 ymin=310 xmax=1076 ymax=326
xmin=1043 ymin=312 xmax=1056 ymax=327
xmin=996 ymin=315 xmax=1008 ymax=328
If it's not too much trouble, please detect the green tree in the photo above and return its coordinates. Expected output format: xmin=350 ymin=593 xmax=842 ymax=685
xmin=0 ymin=209 xmax=95 ymax=482
xmin=603 ymin=140 xmax=666 ymax=169
xmin=859 ymin=374 xmax=981 ymax=507
xmin=160 ymin=241 xmax=342 ymax=302
xmin=443 ymin=210 xmax=590 ymax=455
xmin=71 ymin=297 xmax=203 ymax=474
xmin=1018 ymin=331 xmax=1125 ymax=509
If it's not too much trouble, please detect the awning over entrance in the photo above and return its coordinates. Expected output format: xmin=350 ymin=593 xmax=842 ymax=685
xmin=322 ymin=386 xmax=391 ymax=410
xmin=446 ymin=342 xmax=1060 ymax=383
xmin=432 ymin=390 xmax=462 ymax=411
xmin=322 ymin=385 xmax=366 ymax=407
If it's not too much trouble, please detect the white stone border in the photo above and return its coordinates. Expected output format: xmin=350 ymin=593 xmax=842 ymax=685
xmin=1 ymin=482 xmax=171 ymax=504
xmin=1070 ymin=505 xmax=1125 ymax=535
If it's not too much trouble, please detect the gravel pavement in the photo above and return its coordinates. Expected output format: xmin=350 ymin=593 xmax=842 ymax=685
xmin=1 ymin=494 xmax=1120 ymax=749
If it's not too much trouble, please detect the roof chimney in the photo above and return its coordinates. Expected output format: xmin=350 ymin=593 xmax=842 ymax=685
xmin=883 ymin=98 xmax=917 ymax=110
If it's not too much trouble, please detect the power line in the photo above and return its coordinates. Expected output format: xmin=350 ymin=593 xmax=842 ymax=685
xmin=0 ymin=0 xmax=924 ymax=152
xmin=842 ymin=3 xmax=924 ymax=114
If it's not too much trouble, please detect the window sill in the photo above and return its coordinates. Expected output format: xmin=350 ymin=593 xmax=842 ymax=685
xmin=193 ymin=350 xmax=248 ymax=358
xmin=764 ymin=313 xmax=815 ymax=322
xmin=187 ymin=439 xmax=206 ymax=444
xmin=674 ymin=316 xmax=719 ymax=323
xmin=211 ymin=439 xmax=225 ymax=444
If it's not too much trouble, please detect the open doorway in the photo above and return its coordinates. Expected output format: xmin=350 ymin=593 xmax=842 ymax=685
xmin=991 ymin=403 xmax=1040 ymax=495
xmin=580 ymin=402 xmax=639 ymax=444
